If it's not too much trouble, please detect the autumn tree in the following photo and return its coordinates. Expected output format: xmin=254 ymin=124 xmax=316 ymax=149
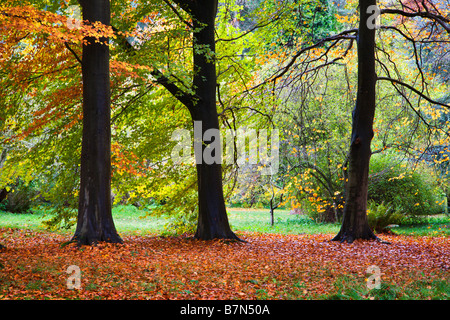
xmin=112 ymin=0 xmax=241 ymax=240
xmin=331 ymin=0 xmax=378 ymax=242
xmin=164 ymin=0 xmax=239 ymax=240
xmin=0 ymin=0 xmax=246 ymax=241
xmin=72 ymin=0 xmax=122 ymax=245
xmin=249 ymin=0 xmax=449 ymax=242
xmin=333 ymin=0 xmax=450 ymax=242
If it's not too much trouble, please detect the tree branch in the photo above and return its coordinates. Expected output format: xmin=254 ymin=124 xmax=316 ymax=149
xmin=248 ymin=29 xmax=357 ymax=92
xmin=381 ymin=8 xmax=450 ymax=33
xmin=111 ymin=25 xmax=196 ymax=112
xmin=64 ymin=42 xmax=82 ymax=64
xmin=377 ymin=76 xmax=450 ymax=109
xmin=171 ymin=0 xmax=194 ymax=15
xmin=215 ymin=16 xmax=281 ymax=43
xmin=150 ymin=68 xmax=196 ymax=110
xmin=161 ymin=0 xmax=193 ymax=28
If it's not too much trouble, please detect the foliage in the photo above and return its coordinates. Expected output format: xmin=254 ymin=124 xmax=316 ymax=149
xmin=274 ymin=62 xmax=352 ymax=222
xmin=366 ymin=201 xmax=405 ymax=233
xmin=161 ymin=206 xmax=198 ymax=236
xmin=0 ymin=180 xmax=38 ymax=214
xmin=368 ymin=154 xmax=444 ymax=217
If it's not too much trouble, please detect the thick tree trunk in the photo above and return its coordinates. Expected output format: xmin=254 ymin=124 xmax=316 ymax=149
xmin=72 ymin=0 xmax=122 ymax=245
xmin=190 ymin=0 xmax=239 ymax=240
xmin=332 ymin=0 xmax=378 ymax=243
xmin=194 ymin=161 xmax=239 ymax=240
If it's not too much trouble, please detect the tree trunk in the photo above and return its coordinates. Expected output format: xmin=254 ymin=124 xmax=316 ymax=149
xmin=189 ymin=0 xmax=239 ymax=240
xmin=72 ymin=0 xmax=122 ymax=245
xmin=270 ymin=207 xmax=274 ymax=226
xmin=332 ymin=0 xmax=378 ymax=243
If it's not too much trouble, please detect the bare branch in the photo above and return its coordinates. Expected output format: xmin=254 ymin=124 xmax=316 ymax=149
xmin=381 ymin=8 xmax=450 ymax=33
xmin=377 ymin=76 xmax=450 ymax=109
xmin=248 ymin=29 xmax=357 ymax=92
xmin=215 ymin=16 xmax=281 ymax=43
xmin=64 ymin=42 xmax=82 ymax=64
xmin=162 ymin=0 xmax=193 ymax=28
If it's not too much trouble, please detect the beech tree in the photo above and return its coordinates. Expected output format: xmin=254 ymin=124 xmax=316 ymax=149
xmin=333 ymin=0 xmax=450 ymax=242
xmin=251 ymin=0 xmax=449 ymax=242
xmin=164 ymin=0 xmax=239 ymax=240
xmin=111 ymin=0 xmax=240 ymax=240
xmin=331 ymin=0 xmax=378 ymax=242
xmin=72 ymin=0 xmax=122 ymax=245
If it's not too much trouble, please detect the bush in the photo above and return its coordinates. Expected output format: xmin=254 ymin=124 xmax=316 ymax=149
xmin=368 ymin=154 xmax=443 ymax=217
xmin=367 ymin=201 xmax=405 ymax=233
xmin=305 ymin=203 xmax=340 ymax=223
xmin=0 ymin=180 xmax=38 ymax=213
xmin=162 ymin=211 xmax=197 ymax=236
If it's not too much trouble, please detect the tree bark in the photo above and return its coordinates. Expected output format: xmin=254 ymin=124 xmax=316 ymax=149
xmin=186 ymin=0 xmax=240 ymax=240
xmin=72 ymin=0 xmax=122 ymax=245
xmin=332 ymin=0 xmax=378 ymax=243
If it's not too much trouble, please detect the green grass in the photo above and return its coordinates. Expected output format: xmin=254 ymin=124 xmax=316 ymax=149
xmin=394 ymin=214 xmax=450 ymax=236
xmin=321 ymin=274 xmax=450 ymax=300
xmin=227 ymin=208 xmax=341 ymax=235
xmin=111 ymin=205 xmax=166 ymax=235
xmin=0 ymin=208 xmax=48 ymax=231
xmin=0 ymin=205 xmax=449 ymax=237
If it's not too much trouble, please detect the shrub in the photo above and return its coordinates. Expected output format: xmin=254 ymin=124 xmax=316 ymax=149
xmin=305 ymin=203 xmax=340 ymax=223
xmin=0 ymin=180 xmax=38 ymax=213
xmin=368 ymin=154 xmax=443 ymax=217
xmin=161 ymin=204 xmax=198 ymax=236
xmin=367 ymin=201 xmax=405 ymax=233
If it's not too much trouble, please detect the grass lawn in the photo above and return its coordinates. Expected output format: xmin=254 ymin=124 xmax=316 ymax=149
xmin=0 ymin=205 xmax=448 ymax=237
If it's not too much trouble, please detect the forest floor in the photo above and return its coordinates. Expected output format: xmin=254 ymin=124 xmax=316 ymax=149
xmin=0 ymin=227 xmax=449 ymax=300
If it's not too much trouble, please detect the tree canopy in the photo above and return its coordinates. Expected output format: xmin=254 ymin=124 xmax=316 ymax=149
xmin=1 ymin=0 xmax=449 ymax=244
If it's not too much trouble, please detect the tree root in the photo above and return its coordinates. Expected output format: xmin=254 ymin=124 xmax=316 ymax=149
xmin=331 ymin=231 xmax=390 ymax=244
xmin=194 ymin=230 xmax=247 ymax=243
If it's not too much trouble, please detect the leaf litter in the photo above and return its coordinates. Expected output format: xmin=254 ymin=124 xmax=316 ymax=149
xmin=0 ymin=228 xmax=448 ymax=299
